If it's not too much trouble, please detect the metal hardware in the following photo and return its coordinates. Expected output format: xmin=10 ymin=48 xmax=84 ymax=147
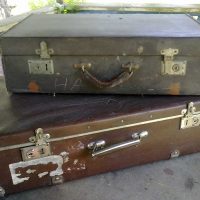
xmin=21 ymin=128 xmax=51 ymax=161
xmin=35 ymin=41 xmax=54 ymax=59
xmin=0 ymin=186 xmax=5 ymax=197
xmin=161 ymin=48 xmax=187 ymax=75
xmin=180 ymin=102 xmax=200 ymax=129
xmin=52 ymin=175 xmax=64 ymax=185
xmin=170 ymin=150 xmax=180 ymax=158
xmin=87 ymin=139 xmax=106 ymax=151
xmin=74 ymin=62 xmax=139 ymax=73
xmin=28 ymin=60 xmax=54 ymax=75
xmin=74 ymin=63 xmax=92 ymax=71
xmin=87 ymin=131 xmax=148 ymax=157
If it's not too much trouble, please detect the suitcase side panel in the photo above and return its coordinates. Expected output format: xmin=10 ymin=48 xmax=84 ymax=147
xmin=3 ymin=55 xmax=200 ymax=95
xmin=0 ymin=116 xmax=200 ymax=195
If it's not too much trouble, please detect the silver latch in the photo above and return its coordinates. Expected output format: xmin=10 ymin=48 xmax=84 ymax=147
xmin=21 ymin=128 xmax=51 ymax=161
xmin=180 ymin=102 xmax=200 ymax=129
xmin=161 ymin=48 xmax=187 ymax=75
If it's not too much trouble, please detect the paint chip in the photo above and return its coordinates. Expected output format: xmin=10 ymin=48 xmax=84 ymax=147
xmin=28 ymin=81 xmax=40 ymax=92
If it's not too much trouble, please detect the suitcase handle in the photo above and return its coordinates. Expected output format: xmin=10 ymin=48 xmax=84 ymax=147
xmin=74 ymin=62 xmax=139 ymax=88
xmin=87 ymin=131 xmax=148 ymax=157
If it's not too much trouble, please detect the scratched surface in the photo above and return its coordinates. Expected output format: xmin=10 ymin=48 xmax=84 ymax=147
xmin=5 ymin=152 xmax=200 ymax=200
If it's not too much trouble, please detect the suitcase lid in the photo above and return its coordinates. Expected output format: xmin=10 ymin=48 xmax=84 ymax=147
xmin=0 ymin=76 xmax=200 ymax=136
xmin=2 ymin=14 xmax=200 ymax=38
xmin=1 ymin=14 xmax=200 ymax=56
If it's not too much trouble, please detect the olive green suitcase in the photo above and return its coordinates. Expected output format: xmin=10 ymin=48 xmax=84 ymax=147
xmin=1 ymin=14 xmax=200 ymax=95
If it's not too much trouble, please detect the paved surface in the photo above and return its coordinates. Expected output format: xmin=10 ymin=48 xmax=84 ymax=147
xmin=5 ymin=152 xmax=200 ymax=200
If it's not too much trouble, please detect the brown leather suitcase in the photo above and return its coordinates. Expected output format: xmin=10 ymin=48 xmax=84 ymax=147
xmin=1 ymin=14 xmax=200 ymax=95
xmin=0 ymin=76 xmax=200 ymax=196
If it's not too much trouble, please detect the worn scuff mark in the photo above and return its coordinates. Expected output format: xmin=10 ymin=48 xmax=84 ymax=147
xmin=38 ymin=172 xmax=49 ymax=178
xmin=73 ymin=159 xmax=78 ymax=165
xmin=137 ymin=46 xmax=144 ymax=55
xmin=68 ymin=141 xmax=85 ymax=151
xmin=60 ymin=151 xmax=69 ymax=163
xmin=26 ymin=169 xmax=36 ymax=174
xmin=72 ymin=162 xmax=86 ymax=171
xmin=79 ymin=163 xmax=86 ymax=170
xmin=116 ymin=56 xmax=120 ymax=62
xmin=9 ymin=155 xmax=64 ymax=185
xmin=77 ymin=141 xmax=85 ymax=150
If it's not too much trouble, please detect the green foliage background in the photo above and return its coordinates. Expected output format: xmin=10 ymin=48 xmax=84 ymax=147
xmin=28 ymin=0 xmax=55 ymax=10
xmin=28 ymin=0 xmax=82 ymax=13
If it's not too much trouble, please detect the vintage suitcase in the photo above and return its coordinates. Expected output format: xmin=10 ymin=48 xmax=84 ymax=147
xmin=1 ymin=76 xmax=200 ymax=196
xmin=1 ymin=14 xmax=200 ymax=95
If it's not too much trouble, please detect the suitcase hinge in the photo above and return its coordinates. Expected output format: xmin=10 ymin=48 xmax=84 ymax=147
xmin=161 ymin=48 xmax=187 ymax=75
xmin=21 ymin=128 xmax=51 ymax=161
xmin=180 ymin=102 xmax=200 ymax=129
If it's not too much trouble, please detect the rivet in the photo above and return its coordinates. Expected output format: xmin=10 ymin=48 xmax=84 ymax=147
xmin=170 ymin=150 xmax=180 ymax=158
xmin=172 ymin=64 xmax=180 ymax=72
xmin=193 ymin=117 xmax=199 ymax=125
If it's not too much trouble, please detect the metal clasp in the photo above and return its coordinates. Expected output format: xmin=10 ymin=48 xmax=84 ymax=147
xmin=21 ymin=128 xmax=51 ymax=161
xmin=180 ymin=102 xmax=200 ymax=129
xmin=35 ymin=41 xmax=54 ymax=59
xmin=87 ymin=131 xmax=148 ymax=157
xmin=161 ymin=48 xmax=187 ymax=75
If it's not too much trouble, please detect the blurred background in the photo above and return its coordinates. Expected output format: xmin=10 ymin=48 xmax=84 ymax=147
xmin=1 ymin=0 xmax=200 ymax=19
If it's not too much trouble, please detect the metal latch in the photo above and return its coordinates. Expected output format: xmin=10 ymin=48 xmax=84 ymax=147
xmin=21 ymin=128 xmax=51 ymax=161
xmin=35 ymin=41 xmax=54 ymax=59
xmin=28 ymin=41 xmax=54 ymax=75
xmin=161 ymin=48 xmax=187 ymax=75
xmin=180 ymin=102 xmax=200 ymax=129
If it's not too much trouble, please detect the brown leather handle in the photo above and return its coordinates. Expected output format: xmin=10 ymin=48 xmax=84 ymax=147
xmin=74 ymin=63 xmax=139 ymax=88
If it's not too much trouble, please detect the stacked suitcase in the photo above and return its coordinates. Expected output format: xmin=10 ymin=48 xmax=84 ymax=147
xmin=1 ymin=13 xmax=200 ymax=195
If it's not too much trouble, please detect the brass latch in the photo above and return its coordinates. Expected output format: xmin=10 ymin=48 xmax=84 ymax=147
xmin=180 ymin=102 xmax=200 ymax=129
xmin=21 ymin=128 xmax=51 ymax=161
xmin=28 ymin=41 xmax=54 ymax=75
xmin=161 ymin=48 xmax=187 ymax=75
xmin=35 ymin=41 xmax=54 ymax=59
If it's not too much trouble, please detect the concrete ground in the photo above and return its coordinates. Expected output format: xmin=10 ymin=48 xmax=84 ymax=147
xmin=5 ymin=152 xmax=200 ymax=200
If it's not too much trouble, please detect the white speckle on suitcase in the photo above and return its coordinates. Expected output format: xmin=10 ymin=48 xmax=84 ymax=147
xmin=26 ymin=169 xmax=36 ymax=174
xmin=38 ymin=172 xmax=49 ymax=178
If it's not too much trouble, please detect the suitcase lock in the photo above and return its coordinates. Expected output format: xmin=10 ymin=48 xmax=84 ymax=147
xmin=161 ymin=48 xmax=187 ymax=75
xmin=181 ymin=102 xmax=200 ymax=129
xmin=21 ymin=128 xmax=51 ymax=161
xmin=28 ymin=41 xmax=54 ymax=75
